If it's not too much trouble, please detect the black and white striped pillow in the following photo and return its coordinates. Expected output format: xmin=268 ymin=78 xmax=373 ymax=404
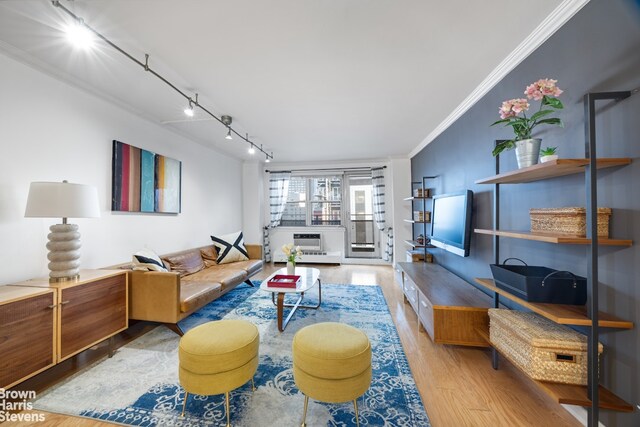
xmin=211 ymin=231 xmax=249 ymax=264
xmin=132 ymin=248 xmax=168 ymax=272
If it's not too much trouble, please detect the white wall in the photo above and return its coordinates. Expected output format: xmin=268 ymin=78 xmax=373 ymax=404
xmin=389 ymin=158 xmax=412 ymax=265
xmin=242 ymin=161 xmax=264 ymax=244
xmin=0 ymin=52 xmax=244 ymax=284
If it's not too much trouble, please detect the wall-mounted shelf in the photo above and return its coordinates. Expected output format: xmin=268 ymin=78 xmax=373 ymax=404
xmin=404 ymin=219 xmax=431 ymax=224
xmin=403 ymin=196 xmax=431 ymax=201
xmin=474 ymin=279 xmax=633 ymax=329
xmin=475 ymin=327 xmax=634 ymax=412
xmin=404 ymin=239 xmax=435 ymax=249
xmin=475 ymin=158 xmax=631 ymax=185
xmin=474 ymin=229 xmax=633 ymax=247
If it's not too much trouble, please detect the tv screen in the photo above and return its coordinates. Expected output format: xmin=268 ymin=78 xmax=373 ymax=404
xmin=429 ymin=190 xmax=473 ymax=257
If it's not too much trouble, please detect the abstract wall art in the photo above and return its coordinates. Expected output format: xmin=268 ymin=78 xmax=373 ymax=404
xmin=112 ymin=140 xmax=182 ymax=213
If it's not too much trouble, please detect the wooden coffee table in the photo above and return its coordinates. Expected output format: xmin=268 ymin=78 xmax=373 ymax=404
xmin=260 ymin=267 xmax=321 ymax=332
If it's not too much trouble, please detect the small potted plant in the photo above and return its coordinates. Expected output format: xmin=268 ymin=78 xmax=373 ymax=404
xmin=540 ymin=146 xmax=558 ymax=163
xmin=282 ymin=243 xmax=302 ymax=274
xmin=491 ymin=79 xmax=564 ymax=169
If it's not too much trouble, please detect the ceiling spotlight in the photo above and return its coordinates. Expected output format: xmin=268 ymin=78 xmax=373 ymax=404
xmin=65 ymin=19 xmax=95 ymax=50
xmin=248 ymin=144 xmax=256 ymax=155
xmin=184 ymin=101 xmax=194 ymax=117
xmin=265 ymin=155 xmax=271 ymax=163
xmin=225 ymin=128 xmax=233 ymax=140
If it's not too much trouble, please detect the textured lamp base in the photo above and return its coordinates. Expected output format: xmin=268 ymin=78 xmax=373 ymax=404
xmin=46 ymin=224 xmax=81 ymax=282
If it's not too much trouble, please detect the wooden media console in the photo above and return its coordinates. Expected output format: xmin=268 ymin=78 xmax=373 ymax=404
xmin=397 ymin=262 xmax=492 ymax=347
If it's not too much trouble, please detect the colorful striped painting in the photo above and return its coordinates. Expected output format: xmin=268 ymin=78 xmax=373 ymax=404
xmin=112 ymin=140 xmax=181 ymax=213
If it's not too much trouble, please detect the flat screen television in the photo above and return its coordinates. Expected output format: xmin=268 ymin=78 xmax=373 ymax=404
xmin=429 ymin=190 xmax=473 ymax=257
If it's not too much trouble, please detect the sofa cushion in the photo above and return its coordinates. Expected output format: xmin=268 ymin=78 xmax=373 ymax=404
xmin=200 ymin=246 xmax=218 ymax=268
xmin=231 ymin=260 xmax=263 ymax=276
xmin=211 ymin=231 xmax=249 ymax=264
xmin=132 ymin=248 xmax=168 ymax=272
xmin=180 ymin=281 xmax=222 ymax=313
xmin=184 ymin=264 xmax=247 ymax=288
xmin=163 ymin=250 xmax=205 ymax=277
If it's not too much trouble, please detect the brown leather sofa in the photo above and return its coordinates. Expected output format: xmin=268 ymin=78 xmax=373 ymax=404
xmin=112 ymin=244 xmax=262 ymax=335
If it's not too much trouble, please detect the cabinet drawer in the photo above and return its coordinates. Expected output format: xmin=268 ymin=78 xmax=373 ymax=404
xmin=60 ymin=274 xmax=127 ymax=360
xmin=403 ymin=278 xmax=419 ymax=312
xmin=418 ymin=291 xmax=435 ymax=339
xmin=0 ymin=292 xmax=56 ymax=388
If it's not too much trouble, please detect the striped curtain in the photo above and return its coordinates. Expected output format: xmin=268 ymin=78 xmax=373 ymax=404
xmin=372 ymin=167 xmax=392 ymax=261
xmin=385 ymin=228 xmax=394 ymax=262
xmin=263 ymin=171 xmax=291 ymax=262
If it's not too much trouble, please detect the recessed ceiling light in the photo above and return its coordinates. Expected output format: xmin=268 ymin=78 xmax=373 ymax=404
xmin=65 ymin=20 xmax=94 ymax=50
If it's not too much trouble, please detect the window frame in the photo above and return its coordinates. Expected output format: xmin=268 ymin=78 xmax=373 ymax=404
xmin=280 ymin=175 xmax=343 ymax=227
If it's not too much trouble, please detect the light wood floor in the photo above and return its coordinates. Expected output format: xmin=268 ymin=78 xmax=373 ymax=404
xmin=13 ymin=263 xmax=580 ymax=427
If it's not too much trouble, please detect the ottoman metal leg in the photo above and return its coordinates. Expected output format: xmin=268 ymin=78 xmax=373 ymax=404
xmin=353 ymin=398 xmax=360 ymax=427
xmin=225 ymin=392 xmax=231 ymax=427
xmin=181 ymin=391 xmax=189 ymax=417
xmin=251 ymin=377 xmax=257 ymax=392
xmin=300 ymin=394 xmax=309 ymax=427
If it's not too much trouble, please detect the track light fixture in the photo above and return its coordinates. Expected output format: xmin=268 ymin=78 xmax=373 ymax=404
xmin=51 ymin=0 xmax=275 ymax=161
xmin=184 ymin=93 xmax=198 ymax=117
xmin=184 ymin=101 xmax=194 ymax=117
xmin=248 ymin=144 xmax=255 ymax=155
xmin=65 ymin=18 xmax=94 ymax=50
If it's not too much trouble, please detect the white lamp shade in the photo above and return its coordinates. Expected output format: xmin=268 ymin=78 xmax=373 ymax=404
xmin=25 ymin=181 xmax=100 ymax=219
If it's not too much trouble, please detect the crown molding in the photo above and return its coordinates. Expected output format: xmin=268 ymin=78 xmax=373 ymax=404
xmin=409 ymin=0 xmax=590 ymax=159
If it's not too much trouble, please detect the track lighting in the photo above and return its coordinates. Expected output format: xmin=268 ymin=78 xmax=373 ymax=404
xmin=265 ymin=154 xmax=271 ymax=163
xmin=184 ymin=101 xmax=194 ymax=117
xmin=65 ymin=19 xmax=94 ymax=50
xmin=52 ymin=1 xmax=275 ymax=162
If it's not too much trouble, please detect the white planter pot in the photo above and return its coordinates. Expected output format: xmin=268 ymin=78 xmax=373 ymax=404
xmin=540 ymin=154 xmax=559 ymax=163
xmin=514 ymin=138 xmax=542 ymax=169
xmin=286 ymin=261 xmax=296 ymax=275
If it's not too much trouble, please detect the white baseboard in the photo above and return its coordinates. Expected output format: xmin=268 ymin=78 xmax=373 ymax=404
xmin=341 ymin=258 xmax=391 ymax=266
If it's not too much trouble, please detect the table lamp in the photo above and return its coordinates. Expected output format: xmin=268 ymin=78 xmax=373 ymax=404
xmin=25 ymin=181 xmax=100 ymax=282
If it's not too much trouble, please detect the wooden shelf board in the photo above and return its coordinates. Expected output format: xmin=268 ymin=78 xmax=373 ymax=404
xmin=539 ymin=382 xmax=634 ymax=412
xmin=475 ymin=158 xmax=632 ymax=185
xmin=485 ymin=331 xmax=633 ymax=411
xmin=474 ymin=278 xmax=633 ymax=329
xmin=474 ymin=229 xmax=632 ymax=247
xmin=404 ymin=219 xmax=431 ymax=224
xmin=404 ymin=240 xmax=425 ymax=248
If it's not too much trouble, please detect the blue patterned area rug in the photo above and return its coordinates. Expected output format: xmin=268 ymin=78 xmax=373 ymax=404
xmin=33 ymin=283 xmax=430 ymax=426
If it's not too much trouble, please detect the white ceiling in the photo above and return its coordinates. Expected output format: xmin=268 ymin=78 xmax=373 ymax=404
xmin=0 ymin=0 xmax=567 ymax=163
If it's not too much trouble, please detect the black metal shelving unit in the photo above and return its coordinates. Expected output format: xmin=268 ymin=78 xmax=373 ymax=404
xmin=475 ymin=90 xmax=636 ymax=426
xmin=404 ymin=176 xmax=436 ymax=262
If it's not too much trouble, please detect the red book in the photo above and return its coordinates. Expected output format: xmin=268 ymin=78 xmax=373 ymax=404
xmin=267 ymin=274 xmax=301 ymax=288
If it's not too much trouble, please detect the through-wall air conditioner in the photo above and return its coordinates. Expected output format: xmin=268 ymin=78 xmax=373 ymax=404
xmin=274 ymin=233 xmax=341 ymax=264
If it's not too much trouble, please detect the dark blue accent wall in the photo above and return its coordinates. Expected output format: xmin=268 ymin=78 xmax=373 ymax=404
xmin=411 ymin=0 xmax=640 ymax=424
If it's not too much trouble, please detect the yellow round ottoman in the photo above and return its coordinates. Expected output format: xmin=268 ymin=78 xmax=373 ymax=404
xmin=292 ymin=322 xmax=372 ymax=427
xmin=179 ymin=319 xmax=259 ymax=426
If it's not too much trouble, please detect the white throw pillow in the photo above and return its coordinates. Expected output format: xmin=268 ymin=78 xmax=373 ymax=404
xmin=132 ymin=248 xmax=168 ymax=272
xmin=211 ymin=231 xmax=249 ymax=264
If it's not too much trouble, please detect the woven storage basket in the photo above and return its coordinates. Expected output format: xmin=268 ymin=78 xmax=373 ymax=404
xmin=489 ymin=309 xmax=603 ymax=385
xmin=530 ymin=207 xmax=611 ymax=237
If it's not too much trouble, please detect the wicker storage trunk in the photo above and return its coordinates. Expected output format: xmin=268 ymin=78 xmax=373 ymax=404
xmin=489 ymin=309 xmax=602 ymax=385
xmin=530 ymin=207 xmax=611 ymax=237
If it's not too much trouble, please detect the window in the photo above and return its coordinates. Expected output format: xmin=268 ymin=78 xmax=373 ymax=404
xmin=281 ymin=176 xmax=342 ymax=226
